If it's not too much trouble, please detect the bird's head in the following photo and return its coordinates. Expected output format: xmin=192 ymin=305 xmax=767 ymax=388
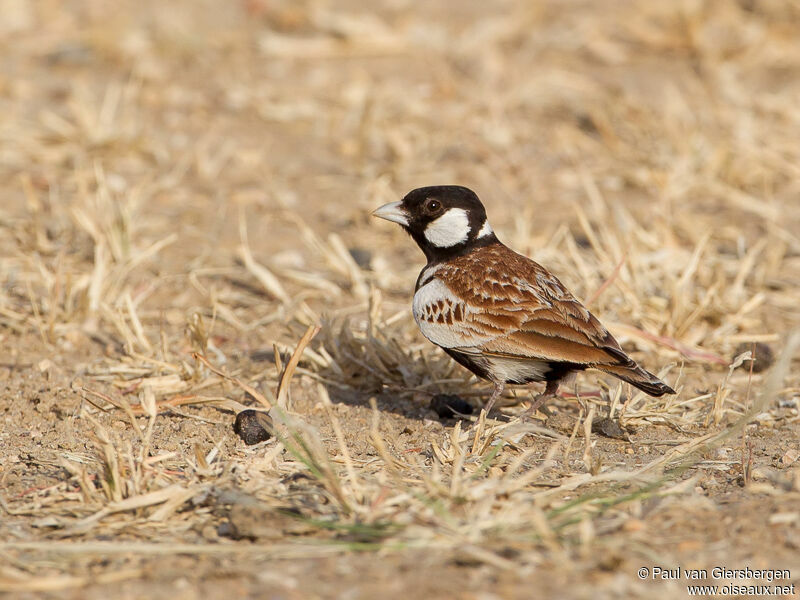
xmin=372 ymin=185 xmax=497 ymax=261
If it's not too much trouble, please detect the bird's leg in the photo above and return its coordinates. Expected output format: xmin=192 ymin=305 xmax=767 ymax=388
xmin=574 ymin=380 xmax=587 ymax=416
xmin=482 ymin=381 xmax=505 ymax=415
xmin=520 ymin=379 xmax=559 ymax=420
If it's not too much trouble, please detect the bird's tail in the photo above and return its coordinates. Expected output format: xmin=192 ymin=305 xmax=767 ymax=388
xmin=599 ymin=363 xmax=675 ymax=397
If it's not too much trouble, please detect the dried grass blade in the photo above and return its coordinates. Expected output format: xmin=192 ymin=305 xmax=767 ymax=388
xmin=276 ymin=324 xmax=321 ymax=408
xmin=193 ymin=352 xmax=272 ymax=409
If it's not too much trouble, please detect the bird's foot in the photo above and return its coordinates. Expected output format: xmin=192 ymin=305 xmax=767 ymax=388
xmin=517 ymin=380 xmax=560 ymax=421
xmin=518 ymin=392 xmax=555 ymax=421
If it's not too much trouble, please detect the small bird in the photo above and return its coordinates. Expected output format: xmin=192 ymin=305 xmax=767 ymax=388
xmin=372 ymin=185 xmax=675 ymax=415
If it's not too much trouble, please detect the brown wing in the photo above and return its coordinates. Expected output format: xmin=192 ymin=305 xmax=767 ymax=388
xmin=438 ymin=244 xmax=630 ymax=368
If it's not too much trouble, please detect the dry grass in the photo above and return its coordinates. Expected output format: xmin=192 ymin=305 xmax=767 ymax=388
xmin=1 ymin=0 xmax=800 ymax=597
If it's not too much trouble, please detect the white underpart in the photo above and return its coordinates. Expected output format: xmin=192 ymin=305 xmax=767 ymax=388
xmin=477 ymin=219 xmax=493 ymax=238
xmin=413 ymin=277 xmax=553 ymax=384
xmin=483 ymin=356 xmax=550 ymax=384
xmin=412 ymin=278 xmax=493 ymax=348
xmin=423 ymin=208 xmax=470 ymax=248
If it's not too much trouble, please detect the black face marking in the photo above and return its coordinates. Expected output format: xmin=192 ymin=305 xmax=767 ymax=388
xmin=395 ymin=185 xmax=499 ymax=263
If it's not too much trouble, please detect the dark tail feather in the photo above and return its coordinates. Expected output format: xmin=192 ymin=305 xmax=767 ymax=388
xmin=599 ymin=363 xmax=675 ymax=397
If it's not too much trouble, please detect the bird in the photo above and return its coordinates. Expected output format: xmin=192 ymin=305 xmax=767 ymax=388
xmin=372 ymin=185 xmax=675 ymax=416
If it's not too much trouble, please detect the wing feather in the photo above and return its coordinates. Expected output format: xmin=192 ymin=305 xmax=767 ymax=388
xmin=422 ymin=245 xmax=630 ymax=368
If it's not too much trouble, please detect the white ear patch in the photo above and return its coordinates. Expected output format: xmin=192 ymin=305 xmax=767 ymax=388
xmin=424 ymin=208 xmax=470 ymax=248
xmin=477 ymin=220 xmax=493 ymax=238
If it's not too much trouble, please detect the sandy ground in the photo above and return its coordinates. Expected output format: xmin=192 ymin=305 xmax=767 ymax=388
xmin=1 ymin=1 xmax=800 ymax=598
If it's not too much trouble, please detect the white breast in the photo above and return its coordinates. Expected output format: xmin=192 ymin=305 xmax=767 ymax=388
xmin=412 ymin=278 xmax=492 ymax=349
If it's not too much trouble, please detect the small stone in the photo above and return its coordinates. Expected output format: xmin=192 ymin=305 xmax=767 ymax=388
xmin=233 ymin=410 xmax=273 ymax=445
xmin=781 ymin=448 xmax=800 ymax=467
xmin=734 ymin=342 xmax=775 ymax=373
xmin=217 ymin=521 xmax=238 ymax=539
xmin=429 ymin=394 xmax=473 ymax=419
xmin=591 ymin=417 xmax=630 ymax=440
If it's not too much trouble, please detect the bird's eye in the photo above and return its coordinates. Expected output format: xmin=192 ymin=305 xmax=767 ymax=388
xmin=426 ymin=199 xmax=441 ymax=213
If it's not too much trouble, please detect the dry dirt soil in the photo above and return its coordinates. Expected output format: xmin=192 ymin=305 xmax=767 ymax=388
xmin=1 ymin=1 xmax=800 ymax=599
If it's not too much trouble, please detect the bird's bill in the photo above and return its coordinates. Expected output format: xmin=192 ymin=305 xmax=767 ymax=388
xmin=372 ymin=201 xmax=409 ymax=226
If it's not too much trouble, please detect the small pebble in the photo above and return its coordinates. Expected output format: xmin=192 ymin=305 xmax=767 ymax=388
xmin=734 ymin=342 xmax=774 ymax=373
xmin=591 ymin=417 xmax=630 ymax=441
xmin=429 ymin=394 xmax=473 ymax=419
xmin=217 ymin=521 xmax=239 ymax=540
xmin=233 ymin=409 xmax=274 ymax=445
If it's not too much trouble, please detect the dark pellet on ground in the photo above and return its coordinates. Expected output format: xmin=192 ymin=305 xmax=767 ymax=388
xmin=233 ymin=409 xmax=273 ymax=445
xmin=430 ymin=394 xmax=473 ymax=419
xmin=734 ymin=342 xmax=775 ymax=373
xmin=591 ymin=417 xmax=630 ymax=441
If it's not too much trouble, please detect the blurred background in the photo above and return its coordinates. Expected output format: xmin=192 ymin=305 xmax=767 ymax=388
xmin=4 ymin=0 xmax=800 ymax=228
xmin=2 ymin=0 xmax=799 ymax=363
xmin=3 ymin=0 xmax=799 ymax=321
xmin=2 ymin=1 xmax=800 ymax=597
